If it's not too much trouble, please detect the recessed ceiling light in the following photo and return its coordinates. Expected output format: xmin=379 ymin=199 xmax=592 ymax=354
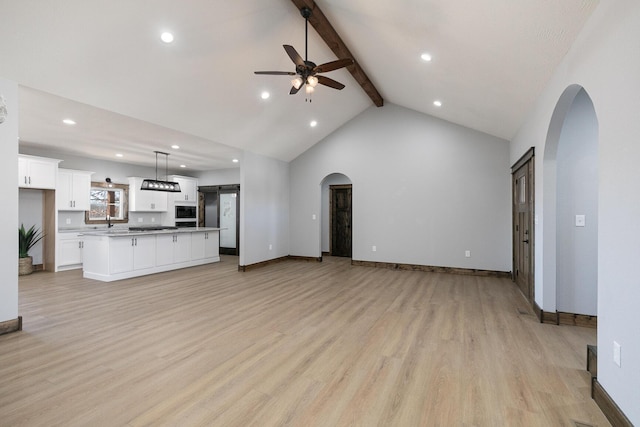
xmin=433 ymin=100 xmax=442 ymax=107
xmin=310 ymin=120 xmax=318 ymax=127
xmin=171 ymin=144 xmax=180 ymax=149
xmin=261 ymin=91 xmax=270 ymax=100
xmin=180 ymin=164 xmax=186 ymax=168
xmin=161 ymin=32 xmax=174 ymax=43
xmin=421 ymin=53 xmax=432 ymax=62
xmin=62 ymin=119 xmax=76 ymax=125
xmin=115 ymin=153 xmax=124 ymax=158
xmin=232 ymin=158 xmax=239 ymax=163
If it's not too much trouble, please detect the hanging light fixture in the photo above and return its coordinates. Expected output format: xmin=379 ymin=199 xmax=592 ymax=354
xmin=141 ymin=151 xmax=182 ymax=192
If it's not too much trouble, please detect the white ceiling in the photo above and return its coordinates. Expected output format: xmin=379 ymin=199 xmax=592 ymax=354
xmin=0 ymin=0 xmax=598 ymax=171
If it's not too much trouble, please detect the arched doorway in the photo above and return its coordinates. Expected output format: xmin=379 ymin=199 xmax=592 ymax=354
xmin=320 ymin=173 xmax=352 ymax=257
xmin=543 ymin=85 xmax=599 ymax=318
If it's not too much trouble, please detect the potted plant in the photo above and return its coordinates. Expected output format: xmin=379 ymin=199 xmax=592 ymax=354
xmin=19 ymin=224 xmax=44 ymax=275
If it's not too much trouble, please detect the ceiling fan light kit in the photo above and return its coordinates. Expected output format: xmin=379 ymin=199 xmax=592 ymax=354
xmin=255 ymin=6 xmax=353 ymax=97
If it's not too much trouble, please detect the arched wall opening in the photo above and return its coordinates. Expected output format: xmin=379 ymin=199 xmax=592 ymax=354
xmin=320 ymin=173 xmax=352 ymax=255
xmin=543 ymin=85 xmax=599 ymax=315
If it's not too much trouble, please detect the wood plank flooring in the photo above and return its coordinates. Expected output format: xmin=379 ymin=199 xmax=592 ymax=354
xmin=1 ymin=256 xmax=609 ymax=426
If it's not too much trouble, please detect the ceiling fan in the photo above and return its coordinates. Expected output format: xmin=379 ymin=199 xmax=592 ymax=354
xmin=254 ymin=6 xmax=353 ymax=97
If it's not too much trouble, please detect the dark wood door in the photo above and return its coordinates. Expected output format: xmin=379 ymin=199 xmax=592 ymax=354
xmin=331 ymin=185 xmax=352 ymax=258
xmin=512 ymin=149 xmax=534 ymax=303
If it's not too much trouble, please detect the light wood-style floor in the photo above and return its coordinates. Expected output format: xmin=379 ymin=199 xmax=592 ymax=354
xmin=1 ymin=256 xmax=608 ymax=426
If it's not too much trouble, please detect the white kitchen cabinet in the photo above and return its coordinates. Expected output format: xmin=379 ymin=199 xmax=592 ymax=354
xmin=18 ymin=155 xmax=60 ymax=189
xmin=156 ymin=233 xmax=191 ymax=266
xmin=57 ymin=169 xmax=93 ymax=211
xmin=109 ymin=235 xmax=156 ymax=274
xmin=168 ymin=175 xmax=198 ymax=204
xmin=191 ymin=231 xmax=219 ymax=260
xmin=57 ymin=232 xmax=84 ymax=271
xmin=128 ymin=177 xmax=168 ymax=212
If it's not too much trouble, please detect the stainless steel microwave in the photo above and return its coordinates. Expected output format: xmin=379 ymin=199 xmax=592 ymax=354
xmin=175 ymin=205 xmax=197 ymax=219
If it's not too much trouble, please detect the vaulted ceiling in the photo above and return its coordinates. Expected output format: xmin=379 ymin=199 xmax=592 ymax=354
xmin=0 ymin=0 xmax=598 ymax=171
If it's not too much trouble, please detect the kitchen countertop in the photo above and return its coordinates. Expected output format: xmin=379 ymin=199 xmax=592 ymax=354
xmin=79 ymin=227 xmax=221 ymax=237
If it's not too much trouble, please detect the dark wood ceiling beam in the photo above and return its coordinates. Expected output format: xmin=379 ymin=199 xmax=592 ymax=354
xmin=290 ymin=0 xmax=384 ymax=107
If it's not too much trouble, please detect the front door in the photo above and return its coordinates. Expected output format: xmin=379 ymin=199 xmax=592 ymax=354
xmin=512 ymin=149 xmax=534 ymax=303
xmin=330 ymin=185 xmax=352 ymax=257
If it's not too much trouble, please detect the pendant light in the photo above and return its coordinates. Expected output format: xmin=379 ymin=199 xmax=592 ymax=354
xmin=140 ymin=151 xmax=182 ymax=192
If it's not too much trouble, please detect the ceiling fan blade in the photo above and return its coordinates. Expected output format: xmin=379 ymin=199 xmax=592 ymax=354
xmin=317 ymin=75 xmax=346 ymax=90
xmin=313 ymin=58 xmax=353 ymax=74
xmin=289 ymin=85 xmax=302 ymax=95
xmin=283 ymin=45 xmax=305 ymax=67
xmin=254 ymin=71 xmax=296 ymax=75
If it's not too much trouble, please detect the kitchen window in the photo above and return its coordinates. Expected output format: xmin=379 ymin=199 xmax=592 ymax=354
xmin=85 ymin=181 xmax=129 ymax=224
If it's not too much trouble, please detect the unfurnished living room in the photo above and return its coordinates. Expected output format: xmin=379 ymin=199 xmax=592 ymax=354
xmin=1 ymin=1 xmax=638 ymax=426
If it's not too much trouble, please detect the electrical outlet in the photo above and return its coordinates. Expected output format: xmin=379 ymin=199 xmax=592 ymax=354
xmin=465 ymin=250 xmax=471 ymax=258
xmin=151 ymin=217 xmax=155 ymax=223
xmin=269 ymin=244 xmax=272 ymax=250
xmin=138 ymin=217 xmax=143 ymax=223
xmin=613 ymin=341 xmax=621 ymax=367
xmin=372 ymin=246 xmax=377 ymax=252
xmin=575 ymin=214 xmax=586 ymax=227
xmin=312 ymin=214 xmax=317 ymax=220
xmin=65 ymin=218 xmax=71 ymax=225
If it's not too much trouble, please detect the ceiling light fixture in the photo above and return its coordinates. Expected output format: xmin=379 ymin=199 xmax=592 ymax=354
xmin=310 ymin=120 xmax=318 ymax=127
xmin=421 ymin=53 xmax=432 ymax=62
xmin=232 ymin=158 xmax=239 ymax=163
xmin=180 ymin=164 xmax=186 ymax=168
xmin=291 ymin=77 xmax=303 ymax=90
xmin=140 ymin=151 xmax=182 ymax=192
xmin=261 ymin=91 xmax=270 ymax=100
xmin=171 ymin=144 xmax=180 ymax=149
xmin=433 ymin=100 xmax=442 ymax=107
xmin=62 ymin=119 xmax=76 ymax=125
xmin=161 ymin=32 xmax=174 ymax=43
xmin=115 ymin=153 xmax=123 ymax=158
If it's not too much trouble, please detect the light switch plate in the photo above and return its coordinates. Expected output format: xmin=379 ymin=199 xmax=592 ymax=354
xmin=613 ymin=341 xmax=621 ymax=367
xmin=575 ymin=215 xmax=586 ymax=227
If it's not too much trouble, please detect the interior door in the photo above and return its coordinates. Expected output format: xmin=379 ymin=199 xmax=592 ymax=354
xmin=512 ymin=149 xmax=534 ymax=303
xmin=219 ymin=188 xmax=240 ymax=256
xmin=330 ymin=185 xmax=352 ymax=257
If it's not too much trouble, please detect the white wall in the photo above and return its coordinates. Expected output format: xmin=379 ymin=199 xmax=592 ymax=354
xmin=0 ymin=78 xmax=19 ymax=323
xmin=510 ymin=0 xmax=640 ymax=421
xmin=196 ymin=168 xmax=240 ymax=186
xmin=290 ymin=103 xmax=511 ymax=271
xmin=555 ymin=89 xmax=598 ymax=315
xmin=239 ymin=151 xmax=289 ymax=266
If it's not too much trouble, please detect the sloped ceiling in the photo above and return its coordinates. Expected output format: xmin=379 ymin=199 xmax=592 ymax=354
xmin=0 ymin=0 xmax=598 ymax=171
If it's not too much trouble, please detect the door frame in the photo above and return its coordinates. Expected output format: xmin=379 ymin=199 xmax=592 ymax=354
xmin=329 ymin=184 xmax=352 ymax=257
xmin=511 ymin=147 xmax=535 ymax=305
xmin=198 ymin=184 xmax=240 ymax=256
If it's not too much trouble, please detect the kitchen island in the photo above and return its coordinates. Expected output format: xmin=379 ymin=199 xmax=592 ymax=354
xmin=82 ymin=227 xmax=220 ymax=282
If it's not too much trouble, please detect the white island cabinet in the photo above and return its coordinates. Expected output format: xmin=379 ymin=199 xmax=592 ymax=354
xmin=156 ymin=233 xmax=191 ymax=266
xmin=191 ymin=231 xmax=218 ymax=260
xmin=82 ymin=228 xmax=220 ymax=282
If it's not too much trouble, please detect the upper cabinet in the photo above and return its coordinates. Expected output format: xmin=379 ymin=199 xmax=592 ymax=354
xmin=128 ymin=177 xmax=168 ymax=212
xmin=57 ymin=169 xmax=93 ymax=211
xmin=168 ymin=175 xmax=198 ymax=204
xmin=18 ymin=155 xmax=60 ymax=189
